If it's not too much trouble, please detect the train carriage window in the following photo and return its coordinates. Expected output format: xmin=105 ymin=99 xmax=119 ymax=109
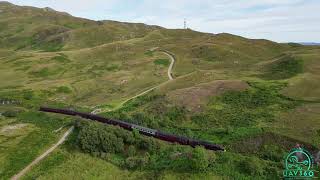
xmin=131 ymin=124 xmax=156 ymax=135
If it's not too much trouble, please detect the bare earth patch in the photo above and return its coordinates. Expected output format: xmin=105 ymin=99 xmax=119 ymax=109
xmin=0 ymin=123 xmax=28 ymax=134
xmin=166 ymin=80 xmax=249 ymax=111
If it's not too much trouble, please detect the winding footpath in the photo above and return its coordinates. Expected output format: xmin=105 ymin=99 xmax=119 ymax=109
xmin=11 ymin=50 xmax=175 ymax=178
xmin=11 ymin=50 xmax=175 ymax=179
xmin=120 ymin=51 xmax=175 ymax=104
xmin=91 ymin=49 xmax=176 ymax=114
xmin=11 ymin=126 xmax=74 ymax=180
xmin=162 ymin=51 xmax=175 ymax=80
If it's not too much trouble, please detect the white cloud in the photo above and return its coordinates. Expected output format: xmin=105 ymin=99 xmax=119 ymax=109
xmin=6 ymin=0 xmax=320 ymax=42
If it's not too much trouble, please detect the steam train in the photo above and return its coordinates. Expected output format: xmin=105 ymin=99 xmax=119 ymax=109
xmin=39 ymin=107 xmax=225 ymax=151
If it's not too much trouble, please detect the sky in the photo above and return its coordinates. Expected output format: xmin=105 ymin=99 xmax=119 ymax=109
xmin=6 ymin=0 xmax=320 ymax=42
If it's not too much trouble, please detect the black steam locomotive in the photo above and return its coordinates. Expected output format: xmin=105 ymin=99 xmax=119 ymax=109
xmin=39 ymin=107 xmax=225 ymax=151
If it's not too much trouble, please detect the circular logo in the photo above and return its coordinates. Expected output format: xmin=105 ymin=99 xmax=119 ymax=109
xmin=286 ymin=149 xmax=312 ymax=170
xmin=283 ymin=148 xmax=315 ymax=178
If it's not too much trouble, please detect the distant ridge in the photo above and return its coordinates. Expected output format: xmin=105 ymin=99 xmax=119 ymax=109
xmin=0 ymin=1 xmax=13 ymax=5
xmin=299 ymin=42 xmax=320 ymax=46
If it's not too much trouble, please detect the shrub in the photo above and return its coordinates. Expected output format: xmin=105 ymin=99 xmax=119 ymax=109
xmin=76 ymin=121 xmax=125 ymax=155
xmin=261 ymin=55 xmax=303 ymax=80
xmin=125 ymin=155 xmax=149 ymax=169
xmin=165 ymin=106 xmax=187 ymax=122
xmin=132 ymin=128 xmax=140 ymax=139
xmin=2 ymin=110 xmax=20 ymax=118
xmin=154 ymin=58 xmax=170 ymax=66
xmin=138 ymin=138 xmax=160 ymax=153
xmin=114 ymin=128 xmax=135 ymax=145
xmin=238 ymin=157 xmax=264 ymax=176
xmin=99 ymin=130 xmax=124 ymax=153
xmin=105 ymin=64 xmax=119 ymax=71
xmin=23 ymin=91 xmax=34 ymax=100
xmin=260 ymin=144 xmax=285 ymax=162
xmin=77 ymin=123 xmax=101 ymax=153
xmin=127 ymin=145 xmax=136 ymax=157
xmin=192 ymin=82 xmax=299 ymax=129
xmin=56 ymin=86 xmax=72 ymax=94
xmin=190 ymin=146 xmax=209 ymax=172
xmin=144 ymin=50 xmax=153 ymax=57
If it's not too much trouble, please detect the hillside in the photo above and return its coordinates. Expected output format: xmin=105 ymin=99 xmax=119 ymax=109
xmin=0 ymin=2 xmax=320 ymax=179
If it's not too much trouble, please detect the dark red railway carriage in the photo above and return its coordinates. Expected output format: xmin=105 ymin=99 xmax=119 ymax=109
xmin=39 ymin=107 xmax=225 ymax=151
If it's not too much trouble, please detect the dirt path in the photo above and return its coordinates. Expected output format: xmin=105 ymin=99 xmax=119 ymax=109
xmin=161 ymin=51 xmax=175 ymax=80
xmin=91 ymin=50 xmax=176 ymax=114
xmin=119 ymin=51 xmax=175 ymax=104
xmin=11 ymin=126 xmax=74 ymax=180
xmin=12 ymin=50 xmax=175 ymax=178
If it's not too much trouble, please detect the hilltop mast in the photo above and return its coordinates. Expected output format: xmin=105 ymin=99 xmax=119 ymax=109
xmin=184 ymin=18 xmax=187 ymax=29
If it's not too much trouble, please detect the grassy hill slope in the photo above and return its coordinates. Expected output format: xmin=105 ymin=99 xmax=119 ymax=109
xmin=0 ymin=2 xmax=320 ymax=179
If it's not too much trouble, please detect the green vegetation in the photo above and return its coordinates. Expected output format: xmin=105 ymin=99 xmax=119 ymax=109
xmin=197 ymin=81 xmax=299 ymax=127
xmin=77 ymin=120 xmax=126 ymax=154
xmin=190 ymin=146 xmax=210 ymax=171
xmin=154 ymin=58 xmax=170 ymax=66
xmin=75 ymin=119 xmax=215 ymax=173
xmin=33 ymin=41 xmax=64 ymax=52
xmin=144 ymin=50 xmax=154 ymax=57
xmin=0 ymin=109 xmax=72 ymax=179
xmin=22 ymin=119 xmax=283 ymax=179
xmin=191 ymin=45 xmax=217 ymax=62
xmin=103 ymin=81 xmax=299 ymax=145
xmin=29 ymin=67 xmax=64 ymax=78
xmin=51 ymin=54 xmax=71 ymax=63
xmin=2 ymin=109 xmax=21 ymax=118
xmin=261 ymin=55 xmax=303 ymax=80
xmin=0 ymin=2 xmax=320 ymax=179
xmin=55 ymin=86 xmax=72 ymax=94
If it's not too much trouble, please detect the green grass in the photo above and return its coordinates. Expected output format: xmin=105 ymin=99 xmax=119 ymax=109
xmin=281 ymin=49 xmax=320 ymax=101
xmin=22 ymin=127 xmax=282 ymax=179
xmin=22 ymin=125 xmax=218 ymax=179
xmin=0 ymin=2 xmax=320 ymax=179
xmin=261 ymin=55 xmax=303 ymax=80
xmin=144 ymin=50 xmax=154 ymax=57
xmin=55 ymin=86 xmax=72 ymax=94
xmin=51 ymin=54 xmax=71 ymax=63
xmin=29 ymin=67 xmax=65 ymax=78
xmin=22 ymin=149 xmax=146 ymax=180
xmin=154 ymin=58 xmax=170 ymax=66
xmin=191 ymin=45 xmax=217 ymax=62
xmin=22 ymin=128 xmax=145 ymax=179
xmin=0 ymin=109 xmax=73 ymax=179
xmin=34 ymin=42 xmax=64 ymax=52
xmin=105 ymin=81 xmax=300 ymax=145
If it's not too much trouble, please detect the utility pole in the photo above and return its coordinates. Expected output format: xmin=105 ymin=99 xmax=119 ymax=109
xmin=184 ymin=18 xmax=187 ymax=29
